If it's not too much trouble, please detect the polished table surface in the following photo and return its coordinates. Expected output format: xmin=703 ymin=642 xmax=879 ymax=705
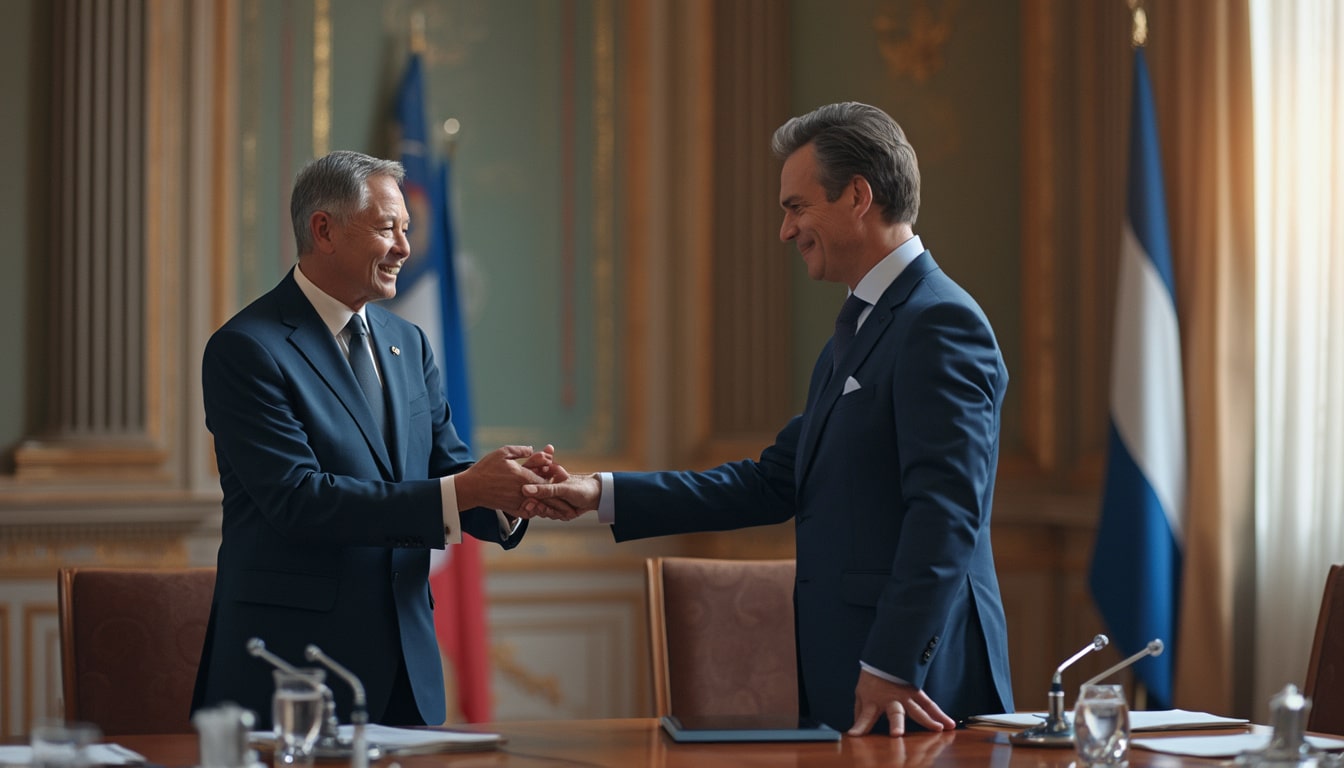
xmin=113 ymin=719 xmax=1251 ymax=768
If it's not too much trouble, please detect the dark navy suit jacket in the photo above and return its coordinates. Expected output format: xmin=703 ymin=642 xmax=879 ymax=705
xmin=191 ymin=270 xmax=525 ymax=727
xmin=611 ymin=253 xmax=1013 ymax=730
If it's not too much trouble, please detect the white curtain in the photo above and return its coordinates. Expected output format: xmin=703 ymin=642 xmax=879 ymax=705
xmin=1251 ymin=0 xmax=1344 ymax=720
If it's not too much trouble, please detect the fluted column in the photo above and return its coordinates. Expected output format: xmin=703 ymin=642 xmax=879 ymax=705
xmin=12 ymin=0 xmax=230 ymax=488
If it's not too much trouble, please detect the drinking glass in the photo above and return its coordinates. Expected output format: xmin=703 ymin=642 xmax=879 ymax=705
xmin=271 ymin=668 xmax=326 ymax=767
xmin=29 ymin=721 xmax=100 ymax=768
xmin=1073 ymin=684 xmax=1131 ymax=766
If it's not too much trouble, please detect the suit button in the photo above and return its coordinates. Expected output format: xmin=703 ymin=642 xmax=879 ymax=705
xmin=922 ymin=651 xmax=932 ymax=662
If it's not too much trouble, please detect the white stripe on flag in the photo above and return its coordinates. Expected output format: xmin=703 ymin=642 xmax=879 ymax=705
xmin=1111 ymin=221 xmax=1187 ymax=542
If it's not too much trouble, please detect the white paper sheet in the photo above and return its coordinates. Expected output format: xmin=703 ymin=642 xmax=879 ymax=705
xmin=1133 ymin=733 xmax=1344 ymax=758
xmin=0 ymin=743 xmax=147 ymax=766
xmin=971 ymin=709 xmax=1250 ymax=730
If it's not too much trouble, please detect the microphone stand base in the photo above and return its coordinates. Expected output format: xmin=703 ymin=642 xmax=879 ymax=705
xmin=312 ymin=737 xmax=383 ymax=761
xmin=1008 ymin=723 xmax=1076 ymax=748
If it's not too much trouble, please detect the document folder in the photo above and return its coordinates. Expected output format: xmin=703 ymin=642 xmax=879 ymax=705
xmin=660 ymin=714 xmax=841 ymax=743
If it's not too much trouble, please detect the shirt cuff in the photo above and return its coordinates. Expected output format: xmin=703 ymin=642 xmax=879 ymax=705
xmin=860 ymin=661 xmax=910 ymax=687
xmin=439 ymin=476 xmax=463 ymax=545
xmin=597 ymin=472 xmax=616 ymax=524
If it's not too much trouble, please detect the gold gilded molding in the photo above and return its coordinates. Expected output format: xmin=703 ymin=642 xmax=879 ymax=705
xmin=874 ymin=0 xmax=958 ymax=83
xmin=312 ymin=0 xmax=331 ymax=157
xmin=491 ymin=643 xmax=563 ymax=706
xmin=0 ymin=524 xmax=194 ymax=579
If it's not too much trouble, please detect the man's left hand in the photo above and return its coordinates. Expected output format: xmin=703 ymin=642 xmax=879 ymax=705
xmin=848 ymin=669 xmax=956 ymax=737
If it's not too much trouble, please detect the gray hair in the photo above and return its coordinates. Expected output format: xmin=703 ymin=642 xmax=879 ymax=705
xmin=290 ymin=150 xmax=406 ymax=255
xmin=771 ymin=102 xmax=920 ymax=225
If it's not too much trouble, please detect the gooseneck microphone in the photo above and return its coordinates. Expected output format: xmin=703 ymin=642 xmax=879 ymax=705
xmin=305 ymin=645 xmax=371 ymax=768
xmin=248 ymin=638 xmax=341 ymax=746
xmin=1083 ymin=638 xmax=1164 ymax=687
xmin=1009 ymin=634 xmax=1110 ymax=747
xmin=246 ymin=637 xmax=304 ymax=675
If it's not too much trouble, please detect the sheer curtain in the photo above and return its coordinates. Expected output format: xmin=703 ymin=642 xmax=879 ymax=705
xmin=1251 ymin=0 xmax=1344 ymax=719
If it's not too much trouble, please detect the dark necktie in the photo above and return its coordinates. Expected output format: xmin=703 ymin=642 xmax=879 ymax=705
xmin=345 ymin=314 xmax=387 ymax=439
xmin=833 ymin=293 xmax=868 ymax=372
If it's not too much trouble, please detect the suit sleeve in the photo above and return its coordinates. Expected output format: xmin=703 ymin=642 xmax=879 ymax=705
xmin=203 ymin=327 xmax=449 ymax=549
xmin=861 ymin=299 xmax=1004 ymax=684
xmin=610 ymin=416 xmax=801 ymax=541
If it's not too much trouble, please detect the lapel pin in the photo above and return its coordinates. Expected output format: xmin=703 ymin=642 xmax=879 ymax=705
xmin=390 ymin=346 xmax=400 ymax=356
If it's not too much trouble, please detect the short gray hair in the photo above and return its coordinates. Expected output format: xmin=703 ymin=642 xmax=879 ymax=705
xmin=290 ymin=150 xmax=406 ymax=255
xmin=771 ymin=102 xmax=920 ymax=225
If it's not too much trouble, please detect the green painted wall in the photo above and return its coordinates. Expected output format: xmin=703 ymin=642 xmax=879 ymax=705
xmin=238 ymin=0 xmax=623 ymax=455
xmin=0 ymin=0 xmax=45 ymax=463
xmin=788 ymin=0 xmax=1022 ymax=437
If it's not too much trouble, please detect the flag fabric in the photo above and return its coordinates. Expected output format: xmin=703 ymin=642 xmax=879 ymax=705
xmin=390 ymin=52 xmax=492 ymax=724
xmin=1089 ymin=48 xmax=1186 ymax=709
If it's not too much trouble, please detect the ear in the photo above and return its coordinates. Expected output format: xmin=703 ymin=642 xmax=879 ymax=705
xmin=309 ymin=210 xmax=338 ymax=253
xmin=849 ymin=175 xmax=874 ymax=220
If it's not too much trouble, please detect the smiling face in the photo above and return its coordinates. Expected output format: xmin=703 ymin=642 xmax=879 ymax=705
xmin=778 ymin=143 xmax=863 ymax=287
xmin=306 ymin=174 xmax=410 ymax=311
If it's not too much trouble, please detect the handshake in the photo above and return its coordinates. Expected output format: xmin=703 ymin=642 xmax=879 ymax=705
xmin=454 ymin=444 xmax=599 ymax=522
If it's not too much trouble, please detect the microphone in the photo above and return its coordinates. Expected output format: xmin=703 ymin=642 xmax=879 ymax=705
xmin=1009 ymin=634 xmax=1109 ymax=747
xmin=248 ymin=638 xmax=340 ymax=741
xmin=246 ymin=637 xmax=304 ymax=675
xmin=305 ymin=644 xmax=377 ymax=768
xmin=1083 ymin=638 xmax=1164 ymax=687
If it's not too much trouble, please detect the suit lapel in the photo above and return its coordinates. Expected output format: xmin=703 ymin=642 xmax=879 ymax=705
xmin=278 ymin=274 xmax=395 ymax=479
xmin=795 ymin=252 xmax=940 ymax=486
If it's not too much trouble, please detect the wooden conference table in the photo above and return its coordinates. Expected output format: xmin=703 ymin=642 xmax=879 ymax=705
xmin=113 ymin=718 xmax=1255 ymax=768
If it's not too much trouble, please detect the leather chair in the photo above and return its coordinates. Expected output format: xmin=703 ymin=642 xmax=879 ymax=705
xmin=58 ymin=567 xmax=216 ymax=735
xmin=645 ymin=556 xmax=797 ymax=718
xmin=1306 ymin=564 xmax=1344 ymax=736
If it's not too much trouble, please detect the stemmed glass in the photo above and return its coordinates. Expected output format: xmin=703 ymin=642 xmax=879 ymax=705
xmin=271 ymin=668 xmax=326 ymax=767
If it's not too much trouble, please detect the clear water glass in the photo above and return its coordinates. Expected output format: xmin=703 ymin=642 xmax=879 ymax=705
xmin=271 ymin=668 xmax=325 ymax=767
xmin=29 ymin=721 xmax=100 ymax=768
xmin=1074 ymin=683 xmax=1131 ymax=766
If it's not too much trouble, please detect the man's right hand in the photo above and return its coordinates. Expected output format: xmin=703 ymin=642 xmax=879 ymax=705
xmin=520 ymin=474 xmax=601 ymax=520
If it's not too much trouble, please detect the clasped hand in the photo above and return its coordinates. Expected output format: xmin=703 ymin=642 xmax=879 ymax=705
xmin=454 ymin=444 xmax=596 ymax=519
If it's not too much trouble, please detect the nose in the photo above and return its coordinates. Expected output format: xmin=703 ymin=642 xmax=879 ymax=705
xmin=394 ymin=228 xmax=410 ymax=256
xmin=780 ymin=213 xmax=797 ymax=242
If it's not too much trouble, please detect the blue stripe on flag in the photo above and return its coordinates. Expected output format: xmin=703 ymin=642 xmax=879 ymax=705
xmin=1089 ymin=47 xmax=1185 ymax=710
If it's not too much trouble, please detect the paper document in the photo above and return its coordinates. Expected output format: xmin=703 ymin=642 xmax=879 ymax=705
xmin=0 ymin=743 xmax=147 ymax=765
xmin=250 ymin=724 xmax=501 ymax=755
xmin=1133 ymin=733 xmax=1344 ymax=758
xmin=970 ymin=709 xmax=1249 ymax=731
xmin=353 ymin=724 xmax=501 ymax=752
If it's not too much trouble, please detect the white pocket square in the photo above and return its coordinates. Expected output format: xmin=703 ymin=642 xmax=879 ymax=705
xmin=842 ymin=376 xmax=861 ymax=395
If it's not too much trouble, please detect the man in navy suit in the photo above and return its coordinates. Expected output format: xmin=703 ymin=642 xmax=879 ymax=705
xmin=521 ymin=102 xmax=1013 ymax=736
xmin=192 ymin=151 xmax=554 ymax=727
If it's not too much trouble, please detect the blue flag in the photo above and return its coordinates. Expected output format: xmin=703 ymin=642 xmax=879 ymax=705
xmin=1089 ymin=48 xmax=1186 ymax=709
